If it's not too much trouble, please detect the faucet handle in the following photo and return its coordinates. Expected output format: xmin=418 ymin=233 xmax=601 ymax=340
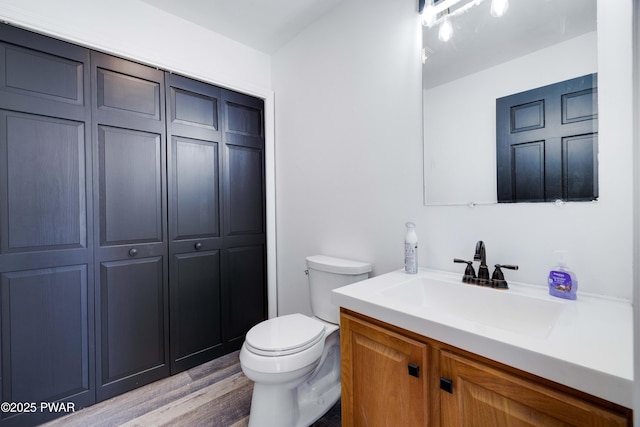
xmin=491 ymin=264 xmax=519 ymax=289
xmin=453 ymin=258 xmax=476 ymax=283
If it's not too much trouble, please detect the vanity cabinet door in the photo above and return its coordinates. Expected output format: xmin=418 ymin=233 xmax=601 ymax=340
xmin=340 ymin=312 xmax=429 ymax=427
xmin=439 ymin=351 xmax=627 ymax=427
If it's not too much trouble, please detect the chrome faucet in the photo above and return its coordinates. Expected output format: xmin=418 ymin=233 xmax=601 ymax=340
xmin=453 ymin=240 xmax=518 ymax=289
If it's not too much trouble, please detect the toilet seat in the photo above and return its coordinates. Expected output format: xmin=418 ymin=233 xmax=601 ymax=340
xmin=245 ymin=313 xmax=326 ymax=357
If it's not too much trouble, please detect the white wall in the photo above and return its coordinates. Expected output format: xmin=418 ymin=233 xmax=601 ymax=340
xmin=272 ymin=0 xmax=424 ymax=315
xmin=273 ymin=0 xmax=633 ymax=316
xmin=0 ymin=0 xmax=279 ymax=316
xmin=424 ymin=31 xmax=597 ymax=205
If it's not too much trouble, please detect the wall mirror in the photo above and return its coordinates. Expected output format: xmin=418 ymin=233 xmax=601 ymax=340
xmin=422 ymin=0 xmax=597 ymax=206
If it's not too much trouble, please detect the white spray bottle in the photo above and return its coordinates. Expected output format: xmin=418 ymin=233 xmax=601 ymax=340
xmin=404 ymin=222 xmax=418 ymax=274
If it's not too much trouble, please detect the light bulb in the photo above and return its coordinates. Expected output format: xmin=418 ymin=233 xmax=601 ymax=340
xmin=490 ymin=0 xmax=509 ymax=17
xmin=438 ymin=19 xmax=453 ymax=42
xmin=422 ymin=4 xmax=436 ymax=27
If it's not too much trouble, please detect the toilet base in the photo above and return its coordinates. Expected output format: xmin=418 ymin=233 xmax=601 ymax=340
xmin=247 ymin=383 xmax=301 ymax=427
xmin=297 ymin=379 xmax=341 ymax=427
xmin=247 ymin=375 xmax=341 ymax=427
xmin=245 ymin=330 xmax=341 ymax=427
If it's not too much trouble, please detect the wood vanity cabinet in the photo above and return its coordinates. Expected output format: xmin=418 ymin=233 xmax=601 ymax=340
xmin=340 ymin=310 xmax=429 ymax=426
xmin=340 ymin=309 xmax=632 ymax=427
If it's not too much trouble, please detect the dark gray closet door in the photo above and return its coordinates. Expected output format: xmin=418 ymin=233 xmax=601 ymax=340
xmin=0 ymin=25 xmax=95 ymax=427
xmin=0 ymin=22 xmax=268 ymax=427
xmin=91 ymin=52 xmax=169 ymax=402
xmin=221 ymin=90 xmax=267 ymax=350
xmin=166 ymin=74 xmax=224 ymax=373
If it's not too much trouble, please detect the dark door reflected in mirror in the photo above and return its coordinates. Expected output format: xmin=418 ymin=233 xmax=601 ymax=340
xmin=496 ymin=73 xmax=598 ymax=203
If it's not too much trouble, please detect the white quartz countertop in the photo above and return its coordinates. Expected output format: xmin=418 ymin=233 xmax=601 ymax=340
xmin=331 ymin=268 xmax=633 ymax=408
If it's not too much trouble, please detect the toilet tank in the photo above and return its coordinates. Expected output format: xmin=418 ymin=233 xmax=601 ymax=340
xmin=306 ymin=255 xmax=372 ymax=324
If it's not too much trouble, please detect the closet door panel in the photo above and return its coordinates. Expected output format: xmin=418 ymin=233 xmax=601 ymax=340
xmin=92 ymin=52 xmax=167 ymax=259
xmin=0 ymin=26 xmax=93 ymax=275
xmin=96 ymin=68 xmax=160 ymax=120
xmin=169 ymin=86 xmax=219 ymax=137
xmin=0 ymin=25 xmax=94 ymax=427
xmin=1 ymin=111 xmax=86 ymax=253
xmin=222 ymin=90 xmax=265 ymax=245
xmin=97 ymin=126 xmax=163 ymax=246
xmin=221 ymin=90 xmax=266 ymax=352
xmin=99 ymin=258 xmax=165 ymax=386
xmin=167 ymin=75 xmax=221 ymax=252
xmin=170 ymin=251 xmax=223 ymax=372
xmin=92 ymin=52 xmax=168 ymax=401
xmin=0 ymin=266 xmax=90 ymax=426
xmin=1 ymin=267 xmax=90 ymax=398
xmin=225 ymin=245 xmax=266 ymax=346
xmin=1 ymin=44 xmax=83 ymax=105
xmin=173 ymin=137 xmax=219 ymax=241
xmin=166 ymin=73 xmax=223 ymax=373
xmin=226 ymin=145 xmax=264 ymax=237
xmin=0 ymin=25 xmax=89 ymax=121
xmin=226 ymin=100 xmax=263 ymax=143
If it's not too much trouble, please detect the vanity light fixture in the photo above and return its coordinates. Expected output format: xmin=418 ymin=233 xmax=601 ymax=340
xmin=422 ymin=2 xmax=437 ymax=26
xmin=421 ymin=0 xmax=508 ymax=39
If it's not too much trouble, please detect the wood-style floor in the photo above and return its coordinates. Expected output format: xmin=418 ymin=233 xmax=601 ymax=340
xmin=41 ymin=351 xmax=341 ymax=427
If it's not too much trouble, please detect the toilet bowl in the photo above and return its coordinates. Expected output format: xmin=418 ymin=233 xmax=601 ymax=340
xmin=240 ymin=255 xmax=371 ymax=427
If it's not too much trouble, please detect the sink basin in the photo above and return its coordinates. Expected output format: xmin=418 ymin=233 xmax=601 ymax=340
xmin=378 ymin=277 xmax=565 ymax=338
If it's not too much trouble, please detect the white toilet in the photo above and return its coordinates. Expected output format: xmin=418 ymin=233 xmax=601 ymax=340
xmin=240 ymin=255 xmax=372 ymax=427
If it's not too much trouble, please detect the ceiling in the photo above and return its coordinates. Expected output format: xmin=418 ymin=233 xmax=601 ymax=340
xmin=140 ymin=0 xmax=345 ymax=54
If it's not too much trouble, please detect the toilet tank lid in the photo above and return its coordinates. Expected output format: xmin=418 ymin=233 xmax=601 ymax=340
xmin=306 ymin=255 xmax=372 ymax=275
